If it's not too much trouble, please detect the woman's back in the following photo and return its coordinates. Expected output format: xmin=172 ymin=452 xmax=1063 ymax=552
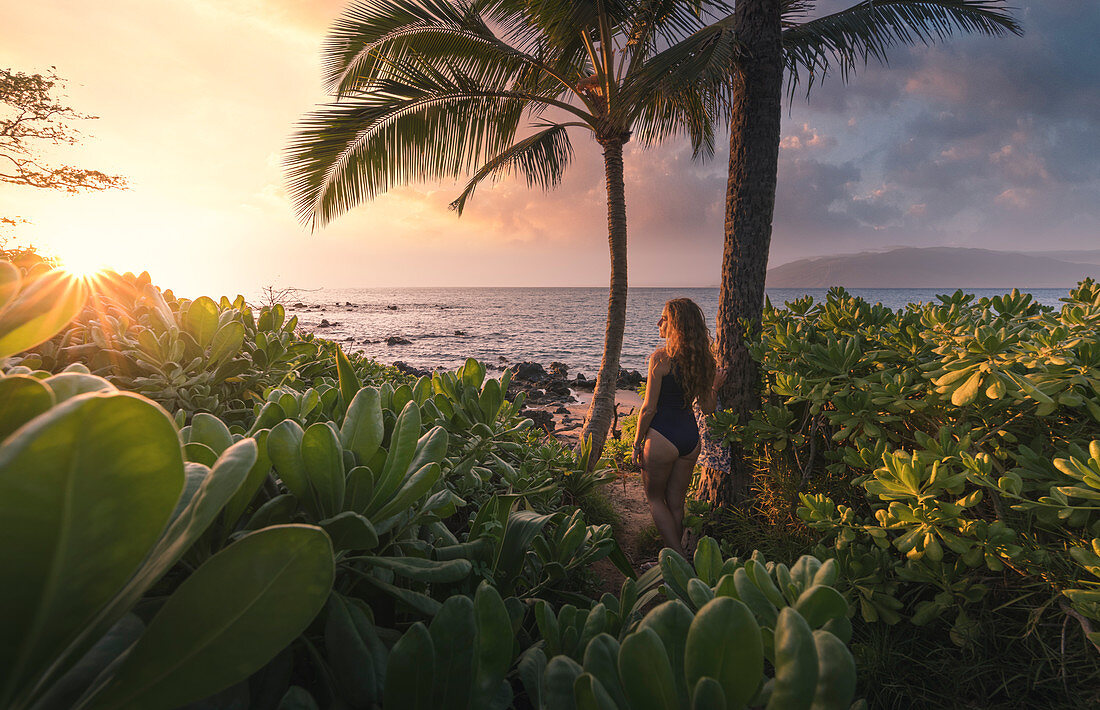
xmin=656 ymin=361 xmax=691 ymax=412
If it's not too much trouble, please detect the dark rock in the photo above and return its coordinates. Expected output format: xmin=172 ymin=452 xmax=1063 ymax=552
xmin=345 ymin=301 xmax=353 ymax=306
xmin=386 ymin=336 xmax=411 ymax=345
xmin=386 ymin=305 xmax=398 ymax=311
xmin=555 ymin=406 xmax=570 ymax=414
xmin=498 ymin=355 xmax=508 ymax=363
xmin=454 ymin=330 xmax=466 ymax=336
xmin=521 ymin=408 xmax=554 ymax=432
xmin=546 ymin=381 xmax=571 ymax=397
xmin=318 ymin=319 xmax=332 ymax=328
xmin=572 ymin=373 xmax=595 ymax=391
xmin=293 ymin=302 xmax=306 ymax=308
xmin=549 ymin=361 xmax=569 ymax=379
xmin=345 ymin=336 xmax=354 ymax=341
xmin=618 ymin=368 xmax=644 ymax=388
xmin=514 ymin=361 xmax=547 ymax=381
xmin=392 ymin=361 xmax=431 ymax=377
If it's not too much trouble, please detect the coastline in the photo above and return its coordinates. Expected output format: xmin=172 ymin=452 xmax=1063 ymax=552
xmin=546 ymin=387 xmax=643 ymax=444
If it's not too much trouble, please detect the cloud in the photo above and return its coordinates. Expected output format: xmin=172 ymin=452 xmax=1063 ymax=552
xmin=773 ymin=1 xmax=1100 ymax=255
xmin=2 ymin=0 xmax=1096 ymax=291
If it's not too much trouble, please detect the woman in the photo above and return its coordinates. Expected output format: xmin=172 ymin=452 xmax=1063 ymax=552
xmin=633 ymin=298 xmax=725 ymax=556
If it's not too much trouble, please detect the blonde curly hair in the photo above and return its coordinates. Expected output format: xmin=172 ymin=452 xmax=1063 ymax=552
xmin=663 ymin=298 xmax=716 ymax=405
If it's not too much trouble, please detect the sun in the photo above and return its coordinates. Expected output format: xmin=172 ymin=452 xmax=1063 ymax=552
xmin=58 ymin=246 xmax=111 ymax=280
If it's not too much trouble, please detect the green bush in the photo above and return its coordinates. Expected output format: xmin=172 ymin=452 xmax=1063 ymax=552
xmin=707 ymin=283 xmax=1100 ymax=675
xmin=0 ymin=378 xmax=333 ymax=710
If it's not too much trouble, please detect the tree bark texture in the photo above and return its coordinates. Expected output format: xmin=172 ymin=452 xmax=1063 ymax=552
xmin=581 ymin=138 xmax=629 ymax=463
xmin=695 ymin=0 xmax=783 ymax=506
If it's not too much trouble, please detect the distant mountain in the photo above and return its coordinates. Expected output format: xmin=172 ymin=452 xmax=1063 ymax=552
xmin=1021 ymin=249 xmax=1100 ymax=265
xmin=766 ymin=247 xmax=1098 ymax=288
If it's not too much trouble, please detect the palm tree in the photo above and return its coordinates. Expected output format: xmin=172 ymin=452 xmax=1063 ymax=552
xmin=285 ymin=0 xmax=738 ymax=459
xmin=694 ymin=0 xmax=1022 ymax=505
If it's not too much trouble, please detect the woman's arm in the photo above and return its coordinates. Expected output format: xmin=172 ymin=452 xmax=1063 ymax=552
xmin=633 ymin=350 xmax=666 ymax=465
xmin=697 ymin=365 xmax=729 ymax=415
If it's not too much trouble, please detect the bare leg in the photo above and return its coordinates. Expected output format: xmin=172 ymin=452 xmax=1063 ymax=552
xmin=667 ymin=444 xmax=700 ymax=546
xmin=642 ymin=429 xmax=686 ymax=556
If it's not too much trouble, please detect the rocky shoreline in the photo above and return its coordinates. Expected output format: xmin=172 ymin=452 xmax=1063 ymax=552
xmin=287 ymin=301 xmax=646 ymax=438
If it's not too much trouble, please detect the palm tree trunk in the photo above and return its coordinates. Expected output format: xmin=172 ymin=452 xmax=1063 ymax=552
xmin=581 ymin=137 xmax=629 ymax=463
xmin=696 ymin=0 xmax=783 ymax=506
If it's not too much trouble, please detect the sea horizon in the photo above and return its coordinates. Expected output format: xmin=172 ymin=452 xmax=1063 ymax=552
xmin=278 ymin=285 xmax=1076 ymax=376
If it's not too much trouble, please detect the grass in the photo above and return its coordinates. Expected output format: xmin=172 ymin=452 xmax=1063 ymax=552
xmin=694 ymin=444 xmax=1100 ymax=709
xmin=694 ymin=449 xmax=820 ymax=563
xmin=852 ymin=588 xmax=1100 ymax=709
xmin=578 ymin=489 xmax=621 ymax=530
xmin=635 ymin=524 xmax=663 ymax=560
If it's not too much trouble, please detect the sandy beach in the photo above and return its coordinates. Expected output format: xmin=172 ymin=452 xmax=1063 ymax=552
xmin=542 ymin=387 xmax=643 ymax=443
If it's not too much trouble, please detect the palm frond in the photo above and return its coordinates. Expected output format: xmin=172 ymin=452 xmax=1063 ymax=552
xmin=620 ymin=12 xmax=739 ymax=123
xmin=323 ymin=0 xmax=480 ymax=93
xmin=327 ymin=0 xmax=576 ymax=99
xmin=285 ymin=56 xmax=586 ymax=228
xmin=783 ymin=0 xmax=1023 ymax=95
xmin=632 ymin=87 xmax=718 ymax=160
xmin=781 ymin=0 xmax=815 ymax=28
xmin=450 ymin=124 xmax=574 ymax=214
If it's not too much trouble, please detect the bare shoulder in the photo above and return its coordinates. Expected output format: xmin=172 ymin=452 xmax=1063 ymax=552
xmin=648 ymin=347 xmax=671 ymax=374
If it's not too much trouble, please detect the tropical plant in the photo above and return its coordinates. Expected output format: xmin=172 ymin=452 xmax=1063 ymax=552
xmin=708 ymin=284 xmax=1100 ymax=659
xmin=285 ymin=0 xmax=741 ymax=460
xmin=0 ymin=376 xmax=334 ymax=710
xmin=699 ymin=0 xmax=1022 ymax=505
xmin=0 ymin=259 xmax=87 ymax=360
xmin=4 ymin=268 xmax=398 ymax=425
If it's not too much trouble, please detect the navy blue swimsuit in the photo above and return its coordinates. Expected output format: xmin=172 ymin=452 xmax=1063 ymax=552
xmin=649 ymin=362 xmax=699 ymax=456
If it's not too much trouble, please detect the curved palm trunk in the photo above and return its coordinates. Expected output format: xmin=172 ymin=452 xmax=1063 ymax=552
xmin=581 ymin=138 xmax=629 ymax=463
xmin=696 ymin=0 xmax=783 ymax=506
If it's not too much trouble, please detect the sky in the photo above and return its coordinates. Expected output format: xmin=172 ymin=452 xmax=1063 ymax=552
xmin=1 ymin=0 xmax=1097 ymax=296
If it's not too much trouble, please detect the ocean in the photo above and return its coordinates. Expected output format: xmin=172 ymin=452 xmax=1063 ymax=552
xmin=281 ymin=287 xmax=1074 ymax=375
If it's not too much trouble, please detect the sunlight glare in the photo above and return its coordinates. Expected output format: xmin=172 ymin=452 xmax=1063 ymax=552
xmin=59 ymin=246 xmax=111 ymax=281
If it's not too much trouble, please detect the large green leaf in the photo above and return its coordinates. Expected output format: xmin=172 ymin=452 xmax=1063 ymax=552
xmin=41 ymin=373 xmax=115 ymax=404
xmin=267 ymin=420 xmax=316 ymax=515
xmin=319 ymin=511 xmax=379 ymax=552
xmin=429 ymin=595 xmax=477 ymax=706
xmin=42 ymin=441 xmax=258 ymax=707
xmin=301 ymin=422 xmax=345 ymax=516
xmin=30 ymin=615 xmax=144 ymax=710
xmin=385 ymin=623 xmax=434 ymax=710
xmin=85 ymin=525 xmax=334 ymax=710
xmin=221 ymin=430 xmax=272 ymax=532
xmin=364 ymin=555 xmax=471 ymax=583
xmin=684 ymin=597 xmax=763 ymax=708
xmin=473 ymin=584 xmax=513 ymax=707
xmin=324 ymin=594 xmax=384 ymax=708
xmin=190 ymin=413 xmax=234 ymax=455
xmin=639 ymin=601 xmax=693 ymax=704
xmin=0 ymin=374 xmax=54 ymax=442
xmin=183 ymin=296 xmax=220 ymax=349
xmin=0 ymin=261 xmax=19 ymax=310
xmin=209 ymin=321 xmax=245 ymax=363
xmin=335 ymin=346 xmax=360 ymax=415
xmin=495 ymin=509 xmax=554 ymax=582
xmin=618 ymin=628 xmax=678 ymax=710
xmin=371 ymin=462 xmax=442 ymax=521
xmin=0 ymin=393 xmax=183 ymax=708
xmin=369 ymin=400 xmax=422 ymax=508
xmin=340 ymin=387 xmax=383 ymax=464
xmin=0 ymin=270 xmax=88 ymax=359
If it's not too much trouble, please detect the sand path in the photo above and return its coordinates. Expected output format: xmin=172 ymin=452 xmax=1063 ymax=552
xmin=537 ymin=389 xmax=657 ymax=596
